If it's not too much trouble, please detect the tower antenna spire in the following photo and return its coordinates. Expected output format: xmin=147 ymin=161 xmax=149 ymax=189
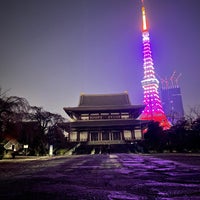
xmin=141 ymin=0 xmax=147 ymax=31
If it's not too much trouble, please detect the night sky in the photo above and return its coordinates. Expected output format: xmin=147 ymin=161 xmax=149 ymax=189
xmin=0 ymin=0 xmax=200 ymax=117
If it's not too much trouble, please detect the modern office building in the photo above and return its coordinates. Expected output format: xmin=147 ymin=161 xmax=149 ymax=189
xmin=160 ymin=72 xmax=184 ymax=124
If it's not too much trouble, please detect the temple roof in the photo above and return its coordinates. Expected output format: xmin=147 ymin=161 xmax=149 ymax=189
xmin=63 ymin=92 xmax=145 ymax=118
xmin=78 ymin=93 xmax=131 ymax=107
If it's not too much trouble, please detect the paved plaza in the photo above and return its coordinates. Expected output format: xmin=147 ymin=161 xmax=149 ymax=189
xmin=0 ymin=154 xmax=200 ymax=199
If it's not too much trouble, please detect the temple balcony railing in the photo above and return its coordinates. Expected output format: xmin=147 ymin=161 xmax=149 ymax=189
xmin=87 ymin=140 xmax=126 ymax=145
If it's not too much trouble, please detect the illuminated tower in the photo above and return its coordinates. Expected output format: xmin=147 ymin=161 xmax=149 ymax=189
xmin=140 ymin=1 xmax=170 ymax=129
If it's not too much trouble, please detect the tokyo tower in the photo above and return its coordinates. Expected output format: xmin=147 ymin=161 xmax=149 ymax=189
xmin=140 ymin=0 xmax=171 ymax=129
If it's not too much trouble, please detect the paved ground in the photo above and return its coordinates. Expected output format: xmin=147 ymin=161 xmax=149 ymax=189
xmin=0 ymin=154 xmax=200 ymax=199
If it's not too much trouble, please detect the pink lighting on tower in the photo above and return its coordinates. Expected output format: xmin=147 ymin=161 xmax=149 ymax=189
xmin=140 ymin=1 xmax=170 ymax=129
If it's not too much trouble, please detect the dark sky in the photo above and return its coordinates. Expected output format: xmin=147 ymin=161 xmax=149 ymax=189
xmin=0 ymin=0 xmax=200 ymax=117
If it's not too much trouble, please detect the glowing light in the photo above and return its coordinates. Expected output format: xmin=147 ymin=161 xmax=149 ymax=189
xmin=142 ymin=7 xmax=147 ymax=31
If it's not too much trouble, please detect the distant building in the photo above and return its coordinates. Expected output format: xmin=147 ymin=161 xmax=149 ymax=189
xmin=159 ymin=72 xmax=184 ymax=124
xmin=62 ymin=92 xmax=149 ymax=153
xmin=160 ymin=87 xmax=184 ymax=124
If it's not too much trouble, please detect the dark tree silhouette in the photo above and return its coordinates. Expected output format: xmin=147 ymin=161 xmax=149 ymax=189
xmin=29 ymin=106 xmax=65 ymax=155
xmin=0 ymin=90 xmax=66 ymax=156
xmin=0 ymin=95 xmax=30 ymax=141
xmin=165 ymin=118 xmax=200 ymax=153
xmin=144 ymin=121 xmax=166 ymax=152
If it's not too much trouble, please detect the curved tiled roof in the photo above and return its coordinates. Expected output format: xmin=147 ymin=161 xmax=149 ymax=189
xmin=63 ymin=92 xmax=145 ymax=119
xmin=79 ymin=93 xmax=131 ymax=107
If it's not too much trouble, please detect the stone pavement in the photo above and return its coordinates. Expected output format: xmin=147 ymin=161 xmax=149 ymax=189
xmin=0 ymin=153 xmax=200 ymax=199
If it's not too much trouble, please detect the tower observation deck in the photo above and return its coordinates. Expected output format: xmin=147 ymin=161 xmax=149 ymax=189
xmin=139 ymin=1 xmax=171 ymax=129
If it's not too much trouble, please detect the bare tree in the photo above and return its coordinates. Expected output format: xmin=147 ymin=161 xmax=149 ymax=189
xmin=29 ymin=106 xmax=64 ymax=133
xmin=28 ymin=106 xmax=65 ymax=155
xmin=186 ymin=105 xmax=200 ymax=123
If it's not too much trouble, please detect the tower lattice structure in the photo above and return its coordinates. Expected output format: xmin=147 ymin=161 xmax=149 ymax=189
xmin=140 ymin=1 xmax=170 ymax=129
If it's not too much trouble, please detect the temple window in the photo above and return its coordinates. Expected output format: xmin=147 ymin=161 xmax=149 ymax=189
xmin=102 ymin=131 xmax=109 ymax=140
xmin=121 ymin=112 xmax=129 ymax=119
xmin=70 ymin=132 xmax=77 ymax=142
xmin=90 ymin=132 xmax=99 ymax=141
xmin=124 ymin=130 xmax=132 ymax=140
xmin=112 ymin=131 xmax=121 ymax=140
xmin=110 ymin=113 xmax=120 ymax=119
xmin=101 ymin=113 xmax=109 ymax=119
xmin=90 ymin=113 xmax=100 ymax=120
xmin=80 ymin=132 xmax=88 ymax=141
xmin=134 ymin=129 xmax=142 ymax=140
xmin=81 ymin=114 xmax=89 ymax=120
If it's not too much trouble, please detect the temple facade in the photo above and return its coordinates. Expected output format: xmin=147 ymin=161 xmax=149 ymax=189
xmin=63 ymin=92 xmax=148 ymax=148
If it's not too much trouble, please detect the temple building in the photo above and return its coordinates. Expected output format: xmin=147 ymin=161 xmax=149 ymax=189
xmin=62 ymin=92 xmax=149 ymax=153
